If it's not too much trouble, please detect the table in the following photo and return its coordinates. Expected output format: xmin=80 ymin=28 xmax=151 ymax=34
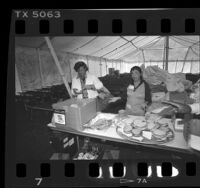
xmin=47 ymin=113 xmax=194 ymax=155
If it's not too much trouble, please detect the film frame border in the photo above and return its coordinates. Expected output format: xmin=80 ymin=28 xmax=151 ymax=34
xmin=13 ymin=159 xmax=200 ymax=187
xmin=6 ymin=8 xmax=200 ymax=187
xmin=13 ymin=9 xmax=200 ymax=35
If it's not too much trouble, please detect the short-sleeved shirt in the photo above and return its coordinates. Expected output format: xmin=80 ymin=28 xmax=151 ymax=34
xmin=71 ymin=72 xmax=103 ymax=99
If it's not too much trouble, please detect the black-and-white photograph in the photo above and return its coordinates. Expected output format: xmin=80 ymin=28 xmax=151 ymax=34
xmin=15 ymin=36 xmax=200 ymax=161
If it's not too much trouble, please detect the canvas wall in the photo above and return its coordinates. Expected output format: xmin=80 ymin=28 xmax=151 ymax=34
xmin=15 ymin=46 xmax=122 ymax=92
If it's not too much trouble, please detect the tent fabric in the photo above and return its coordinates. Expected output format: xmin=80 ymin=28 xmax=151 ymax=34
xmin=15 ymin=64 xmax=22 ymax=94
xmin=15 ymin=47 xmax=43 ymax=91
xmin=15 ymin=47 xmax=121 ymax=92
xmin=39 ymin=50 xmax=63 ymax=87
xmin=16 ymin=36 xmax=200 ymax=62
xmin=15 ymin=36 xmax=200 ymax=92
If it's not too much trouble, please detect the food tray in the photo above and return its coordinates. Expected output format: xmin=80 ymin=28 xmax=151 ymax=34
xmin=116 ymin=124 xmax=174 ymax=145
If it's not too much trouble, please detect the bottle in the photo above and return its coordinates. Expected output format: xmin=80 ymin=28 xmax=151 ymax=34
xmin=82 ymin=88 xmax=88 ymax=99
xmin=82 ymin=137 xmax=90 ymax=153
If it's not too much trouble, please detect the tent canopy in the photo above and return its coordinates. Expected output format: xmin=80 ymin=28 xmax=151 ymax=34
xmin=15 ymin=36 xmax=200 ymax=93
xmin=15 ymin=36 xmax=200 ymax=62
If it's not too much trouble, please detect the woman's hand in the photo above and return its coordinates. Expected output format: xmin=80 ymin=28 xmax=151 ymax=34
xmin=73 ymin=88 xmax=82 ymax=94
xmin=98 ymin=93 xmax=107 ymax=100
xmin=84 ymin=84 xmax=96 ymax=90
xmin=97 ymin=86 xmax=110 ymax=94
xmin=108 ymin=97 xmax=121 ymax=103
xmin=141 ymin=103 xmax=148 ymax=110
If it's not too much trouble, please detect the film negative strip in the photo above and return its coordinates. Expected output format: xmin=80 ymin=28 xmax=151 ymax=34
xmin=6 ymin=9 xmax=200 ymax=187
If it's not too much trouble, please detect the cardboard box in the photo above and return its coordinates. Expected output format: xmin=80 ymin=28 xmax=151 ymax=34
xmin=52 ymin=98 xmax=97 ymax=131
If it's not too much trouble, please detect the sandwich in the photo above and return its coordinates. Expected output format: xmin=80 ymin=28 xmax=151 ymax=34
xmin=152 ymin=129 xmax=167 ymax=140
xmin=147 ymin=122 xmax=157 ymax=130
xmin=156 ymin=118 xmax=170 ymax=126
xmin=159 ymin=126 xmax=170 ymax=132
xmin=92 ymin=119 xmax=110 ymax=130
xmin=132 ymin=128 xmax=142 ymax=137
xmin=123 ymin=124 xmax=133 ymax=134
xmin=133 ymin=119 xmax=147 ymax=129
xmin=146 ymin=114 xmax=161 ymax=123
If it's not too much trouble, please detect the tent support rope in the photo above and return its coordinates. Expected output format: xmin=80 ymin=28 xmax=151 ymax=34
xmin=182 ymin=47 xmax=191 ymax=72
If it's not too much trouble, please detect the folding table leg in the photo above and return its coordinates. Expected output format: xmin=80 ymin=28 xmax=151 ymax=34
xmin=76 ymin=136 xmax=80 ymax=152
xmin=30 ymin=108 xmax=32 ymax=121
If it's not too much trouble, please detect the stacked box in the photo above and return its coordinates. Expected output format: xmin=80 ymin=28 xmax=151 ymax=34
xmin=52 ymin=98 xmax=97 ymax=131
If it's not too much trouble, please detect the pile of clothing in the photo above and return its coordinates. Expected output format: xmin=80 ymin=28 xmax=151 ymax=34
xmin=140 ymin=64 xmax=193 ymax=92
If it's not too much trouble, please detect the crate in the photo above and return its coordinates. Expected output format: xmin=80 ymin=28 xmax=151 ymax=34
xmin=49 ymin=130 xmax=78 ymax=157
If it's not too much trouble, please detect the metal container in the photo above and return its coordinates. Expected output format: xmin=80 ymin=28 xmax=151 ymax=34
xmin=183 ymin=118 xmax=200 ymax=152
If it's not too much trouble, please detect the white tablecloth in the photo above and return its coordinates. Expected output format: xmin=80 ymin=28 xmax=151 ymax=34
xmin=82 ymin=113 xmax=189 ymax=150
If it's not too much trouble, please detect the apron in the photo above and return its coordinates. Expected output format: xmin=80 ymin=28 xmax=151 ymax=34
xmin=126 ymin=83 xmax=145 ymax=116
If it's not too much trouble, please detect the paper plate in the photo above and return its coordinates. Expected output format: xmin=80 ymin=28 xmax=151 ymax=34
xmin=116 ymin=125 xmax=174 ymax=145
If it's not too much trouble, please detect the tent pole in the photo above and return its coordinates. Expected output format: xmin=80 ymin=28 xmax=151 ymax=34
xmin=37 ymin=48 xmax=44 ymax=88
xmin=68 ymin=58 xmax=72 ymax=83
xmin=165 ymin=36 xmax=169 ymax=71
xmin=44 ymin=37 xmax=72 ymax=98
xmin=182 ymin=47 xmax=190 ymax=72
xmin=141 ymin=49 xmax=145 ymax=64
xmin=86 ymin=55 xmax=89 ymax=68
xmin=15 ymin=63 xmax=23 ymax=93
xmin=175 ymin=59 xmax=178 ymax=73
xmin=120 ymin=60 xmax=122 ymax=73
xmin=199 ymin=35 xmax=200 ymax=65
xmin=65 ymin=53 xmax=72 ymax=83
xmin=163 ymin=39 xmax=166 ymax=70
xmin=190 ymin=59 xmax=193 ymax=73
xmin=68 ymin=53 xmax=74 ymax=82
xmin=105 ymin=59 xmax=107 ymax=75
xmin=100 ymin=58 xmax=102 ymax=77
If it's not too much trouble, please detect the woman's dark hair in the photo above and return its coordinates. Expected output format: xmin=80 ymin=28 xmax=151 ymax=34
xmin=130 ymin=66 xmax=143 ymax=80
xmin=74 ymin=61 xmax=88 ymax=72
